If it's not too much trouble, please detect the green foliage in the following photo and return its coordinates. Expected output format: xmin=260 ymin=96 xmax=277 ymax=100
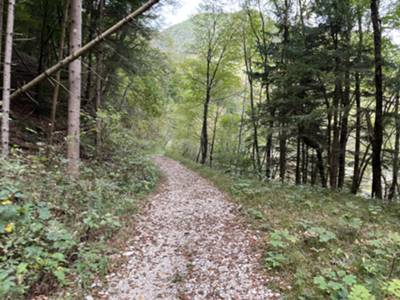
xmin=348 ymin=285 xmax=375 ymax=300
xmin=383 ymin=279 xmax=400 ymax=298
xmin=172 ymin=154 xmax=400 ymax=299
xmin=313 ymin=270 xmax=357 ymax=298
xmin=265 ymin=230 xmax=297 ymax=270
xmin=74 ymin=246 xmax=109 ymax=289
xmin=0 ymin=117 xmax=159 ymax=298
xmin=304 ymin=226 xmax=337 ymax=244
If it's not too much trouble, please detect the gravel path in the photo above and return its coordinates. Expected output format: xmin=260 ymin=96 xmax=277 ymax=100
xmin=99 ymin=157 xmax=279 ymax=299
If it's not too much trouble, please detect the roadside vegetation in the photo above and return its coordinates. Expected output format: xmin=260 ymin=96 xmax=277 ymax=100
xmin=170 ymin=153 xmax=400 ymax=299
xmin=0 ymin=116 xmax=159 ymax=299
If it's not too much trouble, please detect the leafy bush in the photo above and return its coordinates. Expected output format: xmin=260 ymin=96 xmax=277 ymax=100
xmin=313 ymin=270 xmax=357 ymax=298
xmin=349 ymin=285 xmax=375 ymax=300
xmin=383 ymin=279 xmax=400 ymax=298
xmin=265 ymin=230 xmax=297 ymax=270
xmin=0 ymin=113 xmax=159 ymax=299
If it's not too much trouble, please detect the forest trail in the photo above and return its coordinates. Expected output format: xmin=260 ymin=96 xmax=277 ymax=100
xmin=98 ymin=156 xmax=280 ymax=299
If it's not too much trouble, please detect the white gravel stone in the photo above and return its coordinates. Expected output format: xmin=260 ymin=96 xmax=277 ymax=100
xmin=99 ymin=157 xmax=280 ymax=299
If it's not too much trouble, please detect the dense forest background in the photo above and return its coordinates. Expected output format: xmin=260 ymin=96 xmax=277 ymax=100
xmin=161 ymin=0 xmax=400 ymax=200
xmin=0 ymin=0 xmax=400 ymax=298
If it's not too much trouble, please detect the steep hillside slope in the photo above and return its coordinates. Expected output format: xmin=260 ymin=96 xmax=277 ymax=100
xmin=153 ymin=17 xmax=196 ymax=57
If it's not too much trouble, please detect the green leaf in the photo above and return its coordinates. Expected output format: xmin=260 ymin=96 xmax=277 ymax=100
xmin=314 ymin=276 xmax=328 ymax=290
xmin=16 ymin=263 xmax=28 ymax=275
xmin=38 ymin=207 xmax=51 ymax=220
xmin=342 ymin=275 xmax=357 ymax=286
xmin=53 ymin=268 xmax=66 ymax=285
xmin=349 ymin=285 xmax=375 ymax=300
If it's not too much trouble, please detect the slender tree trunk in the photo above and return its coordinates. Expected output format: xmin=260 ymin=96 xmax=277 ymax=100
xmin=302 ymin=135 xmax=327 ymax=188
xmin=1 ymin=0 xmax=15 ymax=157
xmin=236 ymin=91 xmax=246 ymax=171
xmin=279 ymin=0 xmax=289 ymax=183
xmin=326 ymin=101 xmax=332 ymax=184
xmin=351 ymin=13 xmax=363 ymax=194
xmin=302 ymin=144 xmax=308 ymax=184
xmin=209 ymin=107 xmax=220 ymax=168
xmin=389 ymin=93 xmax=400 ymax=200
xmin=200 ymin=43 xmax=213 ymax=166
xmin=36 ymin=0 xmax=50 ymax=103
xmin=95 ymin=0 xmax=105 ymax=157
xmin=95 ymin=57 xmax=103 ymax=156
xmin=0 ymin=0 xmax=4 ymax=64
xmin=316 ymin=148 xmax=327 ymax=187
xmin=279 ymin=127 xmax=287 ymax=182
xmin=352 ymin=72 xmax=362 ymax=194
xmin=296 ymin=134 xmax=301 ymax=185
xmin=371 ymin=0 xmax=383 ymax=199
xmin=330 ymin=33 xmax=341 ymax=189
xmin=49 ymin=0 xmax=70 ymax=146
xmin=311 ymin=151 xmax=317 ymax=185
xmin=83 ymin=1 xmax=99 ymax=107
xmin=67 ymin=0 xmax=82 ymax=176
xmin=265 ymin=113 xmax=273 ymax=179
xmin=200 ymin=87 xmax=211 ymax=165
xmin=338 ymin=26 xmax=352 ymax=189
xmin=243 ymin=33 xmax=260 ymax=173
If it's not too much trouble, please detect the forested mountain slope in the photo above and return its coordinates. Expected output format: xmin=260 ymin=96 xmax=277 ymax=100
xmin=153 ymin=17 xmax=196 ymax=56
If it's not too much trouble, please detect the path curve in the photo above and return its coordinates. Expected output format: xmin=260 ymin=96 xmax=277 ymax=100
xmin=100 ymin=157 xmax=279 ymax=299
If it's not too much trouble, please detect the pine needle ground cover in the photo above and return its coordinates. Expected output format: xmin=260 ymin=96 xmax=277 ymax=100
xmin=171 ymin=154 xmax=400 ymax=300
xmin=0 ymin=150 xmax=159 ymax=299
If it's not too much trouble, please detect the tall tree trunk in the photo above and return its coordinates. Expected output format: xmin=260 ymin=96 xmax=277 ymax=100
xmin=83 ymin=1 xmax=98 ymax=107
xmin=389 ymin=93 xmax=400 ymax=200
xmin=1 ymin=0 xmax=15 ymax=157
xmin=209 ymin=107 xmax=220 ymax=168
xmin=0 ymin=0 xmax=4 ymax=65
xmin=67 ymin=0 xmax=82 ymax=176
xmin=330 ymin=33 xmax=341 ymax=189
xmin=265 ymin=111 xmax=273 ymax=179
xmin=245 ymin=1 xmax=272 ymax=178
xmin=200 ymin=87 xmax=210 ymax=165
xmin=279 ymin=127 xmax=287 ymax=182
xmin=316 ymin=148 xmax=327 ymax=187
xmin=351 ymin=12 xmax=363 ymax=194
xmin=371 ymin=0 xmax=383 ymax=199
xmin=36 ymin=0 xmax=49 ymax=103
xmin=243 ymin=33 xmax=260 ymax=173
xmin=236 ymin=91 xmax=246 ymax=171
xmin=279 ymin=0 xmax=289 ymax=183
xmin=49 ymin=0 xmax=70 ymax=146
xmin=338 ymin=25 xmax=352 ymax=189
xmin=311 ymin=151 xmax=317 ymax=185
xmin=95 ymin=0 xmax=105 ymax=157
xmin=296 ymin=134 xmax=301 ymax=185
xmin=302 ymin=143 xmax=308 ymax=184
xmin=302 ymin=135 xmax=327 ymax=188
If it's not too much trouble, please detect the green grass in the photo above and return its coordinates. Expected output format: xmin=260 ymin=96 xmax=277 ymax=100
xmin=169 ymin=153 xmax=400 ymax=300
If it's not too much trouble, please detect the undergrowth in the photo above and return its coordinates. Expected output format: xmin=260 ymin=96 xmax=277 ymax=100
xmin=170 ymin=153 xmax=400 ymax=300
xmin=0 ymin=113 xmax=159 ymax=299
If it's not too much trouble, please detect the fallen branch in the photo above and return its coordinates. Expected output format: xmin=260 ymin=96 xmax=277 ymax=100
xmin=10 ymin=0 xmax=160 ymax=101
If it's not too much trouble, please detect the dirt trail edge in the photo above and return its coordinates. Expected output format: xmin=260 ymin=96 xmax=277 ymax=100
xmin=98 ymin=156 xmax=280 ymax=299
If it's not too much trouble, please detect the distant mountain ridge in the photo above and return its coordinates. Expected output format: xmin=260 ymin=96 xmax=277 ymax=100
xmin=153 ymin=17 xmax=197 ymax=57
